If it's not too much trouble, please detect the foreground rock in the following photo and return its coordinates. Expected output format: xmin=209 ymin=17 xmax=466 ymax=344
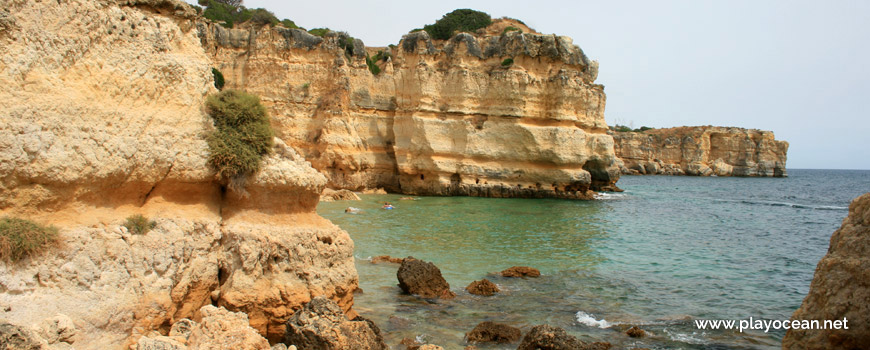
xmin=0 ymin=1 xmax=359 ymax=347
xmin=500 ymin=266 xmax=541 ymax=278
xmin=517 ymin=325 xmax=611 ymax=350
xmin=465 ymin=321 xmax=521 ymax=343
xmin=283 ymin=296 xmax=387 ymax=350
xmin=610 ymin=126 xmax=788 ymax=177
xmin=465 ymin=279 xmax=499 ymax=296
xmin=625 ymin=326 xmax=645 ymax=338
xmin=782 ymin=193 xmax=870 ymax=349
xmin=320 ymin=189 xmax=361 ymax=202
xmin=397 ymin=257 xmax=456 ymax=299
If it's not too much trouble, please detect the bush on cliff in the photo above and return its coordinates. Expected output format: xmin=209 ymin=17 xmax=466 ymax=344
xmin=308 ymin=28 xmax=330 ymax=37
xmin=423 ymin=9 xmax=492 ymax=40
xmin=212 ymin=67 xmax=225 ymax=90
xmin=124 ymin=214 xmax=156 ymax=235
xmin=249 ymin=8 xmax=279 ymax=27
xmin=205 ymin=90 xmax=274 ymax=193
xmin=0 ymin=217 xmax=59 ymax=263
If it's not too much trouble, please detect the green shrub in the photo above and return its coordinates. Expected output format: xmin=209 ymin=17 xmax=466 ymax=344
xmin=409 ymin=28 xmax=424 ymax=33
xmin=636 ymin=126 xmax=653 ymax=132
xmin=502 ymin=26 xmax=521 ymax=35
xmin=423 ymin=9 xmax=492 ymax=40
xmin=0 ymin=217 xmax=58 ymax=263
xmin=249 ymin=8 xmax=279 ymax=26
xmin=281 ymin=19 xmax=299 ymax=29
xmin=202 ymin=0 xmax=252 ymax=28
xmin=212 ymin=67 xmax=225 ymax=90
xmin=205 ymin=90 xmax=274 ymax=192
xmin=501 ymin=58 xmax=514 ymax=66
xmin=611 ymin=124 xmax=633 ymax=132
xmin=192 ymin=5 xmax=203 ymax=14
xmin=123 ymin=214 xmax=156 ymax=235
xmin=366 ymin=55 xmax=381 ymax=75
xmin=308 ymin=28 xmax=330 ymax=37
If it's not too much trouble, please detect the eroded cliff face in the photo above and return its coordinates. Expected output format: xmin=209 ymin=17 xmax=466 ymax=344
xmin=610 ymin=126 xmax=788 ymax=177
xmin=202 ymin=22 xmax=621 ymax=199
xmin=782 ymin=193 xmax=870 ymax=349
xmin=0 ymin=0 xmax=357 ymax=347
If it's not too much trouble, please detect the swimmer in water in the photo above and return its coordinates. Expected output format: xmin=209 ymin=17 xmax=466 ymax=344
xmin=382 ymin=202 xmax=394 ymax=209
xmin=344 ymin=207 xmax=361 ymax=214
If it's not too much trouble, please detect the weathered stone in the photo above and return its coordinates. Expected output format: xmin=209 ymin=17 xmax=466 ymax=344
xmin=500 ymin=266 xmax=541 ymax=278
xmin=783 ymin=193 xmax=870 ymax=349
xmin=186 ymin=305 xmax=269 ymax=350
xmin=168 ymin=319 xmax=197 ymax=340
xmin=136 ymin=335 xmax=186 ymax=350
xmin=33 ymin=314 xmax=76 ymax=344
xmin=397 ymin=257 xmax=455 ymax=299
xmin=320 ymin=189 xmax=361 ymax=202
xmin=283 ymin=297 xmax=387 ymax=350
xmin=465 ymin=321 xmax=521 ymax=343
xmin=0 ymin=323 xmax=50 ymax=350
xmin=465 ymin=279 xmax=499 ymax=296
xmin=371 ymin=255 xmax=404 ymax=264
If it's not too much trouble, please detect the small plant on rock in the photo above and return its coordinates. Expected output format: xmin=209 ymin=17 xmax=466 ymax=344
xmin=501 ymin=58 xmax=514 ymax=66
xmin=123 ymin=214 xmax=156 ymax=235
xmin=0 ymin=217 xmax=59 ymax=263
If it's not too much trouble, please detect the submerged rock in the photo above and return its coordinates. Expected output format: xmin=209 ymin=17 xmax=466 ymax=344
xmin=371 ymin=255 xmax=404 ymax=264
xmin=320 ymin=188 xmax=361 ymax=202
xmin=500 ymin=266 xmax=541 ymax=278
xmin=465 ymin=321 xmax=521 ymax=343
xmin=397 ymin=257 xmax=456 ymax=299
xmin=625 ymin=326 xmax=645 ymax=338
xmin=465 ymin=279 xmax=500 ymax=296
xmin=283 ymin=296 xmax=387 ymax=350
xmin=517 ymin=325 xmax=611 ymax=350
xmin=783 ymin=193 xmax=870 ymax=349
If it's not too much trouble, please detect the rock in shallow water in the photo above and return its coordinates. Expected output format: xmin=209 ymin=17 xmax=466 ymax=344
xmin=396 ymin=257 xmax=456 ymax=299
xmin=465 ymin=321 xmax=521 ymax=343
xmin=500 ymin=266 xmax=541 ymax=278
xmin=465 ymin=279 xmax=500 ymax=296
xmin=283 ymin=296 xmax=387 ymax=350
xmin=517 ymin=324 xmax=611 ymax=350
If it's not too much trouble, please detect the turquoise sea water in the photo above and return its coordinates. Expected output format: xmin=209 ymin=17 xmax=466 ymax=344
xmin=317 ymin=169 xmax=870 ymax=349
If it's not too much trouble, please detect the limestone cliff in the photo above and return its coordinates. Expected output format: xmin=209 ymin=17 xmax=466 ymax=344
xmin=201 ymin=21 xmax=621 ymax=199
xmin=0 ymin=0 xmax=357 ymax=347
xmin=610 ymin=126 xmax=788 ymax=177
xmin=782 ymin=193 xmax=870 ymax=349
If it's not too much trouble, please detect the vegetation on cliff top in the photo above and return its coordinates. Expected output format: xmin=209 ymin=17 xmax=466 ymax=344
xmin=0 ymin=217 xmax=59 ymax=263
xmin=610 ymin=124 xmax=653 ymax=132
xmin=205 ymin=90 xmax=274 ymax=193
xmin=199 ymin=0 xmax=298 ymax=29
xmin=422 ymin=9 xmax=492 ymax=40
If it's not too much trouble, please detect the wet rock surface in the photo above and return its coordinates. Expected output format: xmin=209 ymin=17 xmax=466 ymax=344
xmin=396 ymin=257 xmax=456 ymax=299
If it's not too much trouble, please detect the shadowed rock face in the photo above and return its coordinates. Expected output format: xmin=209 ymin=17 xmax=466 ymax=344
xmin=200 ymin=20 xmax=621 ymax=199
xmin=610 ymin=126 xmax=788 ymax=177
xmin=782 ymin=193 xmax=870 ymax=349
xmin=283 ymin=296 xmax=387 ymax=350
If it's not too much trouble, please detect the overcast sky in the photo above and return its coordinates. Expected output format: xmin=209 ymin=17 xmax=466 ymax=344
xmin=189 ymin=0 xmax=869 ymax=170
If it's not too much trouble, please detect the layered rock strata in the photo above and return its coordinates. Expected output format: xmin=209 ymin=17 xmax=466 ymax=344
xmin=200 ymin=21 xmax=622 ymax=199
xmin=782 ymin=193 xmax=870 ymax=349
xmin=0 ymin=0 xmax=357 ymax=348
xmin=610 ymin=126 xmax=788 ymax=177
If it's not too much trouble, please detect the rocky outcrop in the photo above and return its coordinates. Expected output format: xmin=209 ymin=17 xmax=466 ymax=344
xmin=465 ymin=322 xmax=521 ymax=344
xmin=283 ymin=296 xmax=387 ymax=350
xmin=782 ymin=193 xmax=870 ymax=349
xmin=610 ymin=126 xmax=788 ymax=177
xmin=396 ymin=257 xmax=455 ymax=299
xmin=0 ymin=0 xmax=358 ymax=348
xmin=517 ymin=325 xmax=611 ymax=350
xmin=465 ymin=279 xmax=499 ymax=296
xmin=500 ymin=266 xmax=541 ymax=278
xmin=199 ymin=20 xmax=621 ymax=199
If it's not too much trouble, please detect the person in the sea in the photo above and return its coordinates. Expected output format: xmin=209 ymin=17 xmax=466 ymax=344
xmin=382 ymin=202 xmax=394 ymax=210
xmin=345 ymin=207 xmax=361 ymax=214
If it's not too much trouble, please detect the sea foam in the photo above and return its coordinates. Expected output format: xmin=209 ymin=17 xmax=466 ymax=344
xmin=575 ymin=311 xmax=613 ymax=328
